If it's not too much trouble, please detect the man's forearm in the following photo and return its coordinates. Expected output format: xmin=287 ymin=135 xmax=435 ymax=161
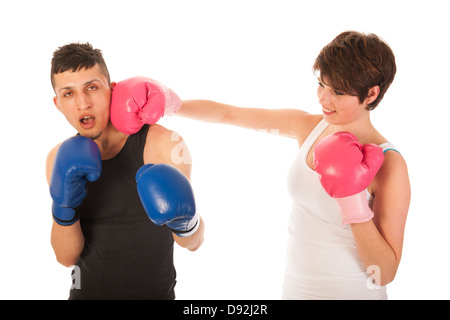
xmin=51 ymin=220 xmax=84 ymax=267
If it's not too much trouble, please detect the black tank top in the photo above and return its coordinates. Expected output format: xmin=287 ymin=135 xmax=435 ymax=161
xmin=70 ymin=125 xmax=176 ymax=300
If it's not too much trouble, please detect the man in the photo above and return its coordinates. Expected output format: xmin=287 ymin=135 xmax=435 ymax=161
xmin=46 ymin=43 xmax=204 ymax=299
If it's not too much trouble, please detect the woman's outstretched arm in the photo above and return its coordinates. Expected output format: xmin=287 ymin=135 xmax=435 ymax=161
xmin=178 ymin=99 xmax=317 ymax=140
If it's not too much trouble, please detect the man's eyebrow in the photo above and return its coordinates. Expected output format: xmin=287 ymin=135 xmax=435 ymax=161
xmin=84 ymin=79 xmax=101 ymax=86
xmin=58 ymin=79 xmax=101 ymax=93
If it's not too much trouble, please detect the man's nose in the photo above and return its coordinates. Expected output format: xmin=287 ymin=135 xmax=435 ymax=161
xmin=76 ymin=92 xmax=92 ymax=110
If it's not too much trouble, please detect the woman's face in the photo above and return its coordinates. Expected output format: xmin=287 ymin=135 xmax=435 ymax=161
xmin=316 ymin=78 xmax=369 ymax=126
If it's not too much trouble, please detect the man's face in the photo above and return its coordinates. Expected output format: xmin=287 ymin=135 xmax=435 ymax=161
xmin=53 ymin=64 xmax=113 ymax=140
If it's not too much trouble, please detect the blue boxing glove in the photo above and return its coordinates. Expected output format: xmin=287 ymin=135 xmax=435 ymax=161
xmin=49 ymin=136 xmax=102 ymax=225
xmin=136 ymin=163 xmax=199 ymax=237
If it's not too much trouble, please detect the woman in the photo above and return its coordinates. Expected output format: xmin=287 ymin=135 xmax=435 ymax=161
xmin=177 ymin=31 xmax=410 ymax=299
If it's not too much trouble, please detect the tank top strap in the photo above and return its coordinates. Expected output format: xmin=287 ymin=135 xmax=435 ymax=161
xmin=379 ymin=141 xmax=400 ymax=154
xmin=122 ymin=124 xmax=150 ymax=164
xmin=299 ymin=119 xmax=329 ymax=157
xmin=299 ymin=120 xmax=400 ymax=155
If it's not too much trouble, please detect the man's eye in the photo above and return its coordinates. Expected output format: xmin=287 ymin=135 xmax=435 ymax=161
xmin=64 ymin=92 xmax=73 ymax=97
xmin=87 ymin=86 xmax=97 ymax=91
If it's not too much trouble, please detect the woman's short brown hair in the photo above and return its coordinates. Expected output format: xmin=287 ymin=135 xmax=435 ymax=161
xmin=313 ymin=31 xmax=396 ymax=110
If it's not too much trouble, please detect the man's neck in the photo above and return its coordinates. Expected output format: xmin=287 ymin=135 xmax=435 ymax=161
xmin=93 ymin=124 xmax=129 ymax=160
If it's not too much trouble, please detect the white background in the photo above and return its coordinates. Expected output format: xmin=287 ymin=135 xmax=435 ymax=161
xmin=0 ymin=0 xmax=448 ymax=300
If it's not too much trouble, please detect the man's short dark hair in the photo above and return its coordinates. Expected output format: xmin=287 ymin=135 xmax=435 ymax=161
xmin=51 ymin=42 xmax=110 ymax=89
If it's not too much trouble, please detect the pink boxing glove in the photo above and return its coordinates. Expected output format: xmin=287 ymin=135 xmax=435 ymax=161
xmin=313 ymin=132 xmax=384 ymax=225
xmin=110 ymin=76 xmax=182 ymax=135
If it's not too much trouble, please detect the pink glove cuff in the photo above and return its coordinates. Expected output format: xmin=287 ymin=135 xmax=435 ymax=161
xmin=163 ymin=87 xmax=182 ymax=116
xmin=335 ymin=190 xmax=374 ymax=225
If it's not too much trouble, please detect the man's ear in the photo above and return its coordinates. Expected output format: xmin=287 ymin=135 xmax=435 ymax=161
xmin=53 ymin=96 xmax=62 ymax=112
xmin=365 ymin=85 xmax=380 ymax=105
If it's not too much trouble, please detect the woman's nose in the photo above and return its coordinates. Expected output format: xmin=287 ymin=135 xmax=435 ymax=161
xmin=318 ymin=87 xmax=332 ymax=107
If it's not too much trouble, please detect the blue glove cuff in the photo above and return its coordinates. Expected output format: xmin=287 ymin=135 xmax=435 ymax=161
xmin=167 ymin=212 xmax=200 ymax=238
xmin=52 ymin=202 xmax=80 ymax=226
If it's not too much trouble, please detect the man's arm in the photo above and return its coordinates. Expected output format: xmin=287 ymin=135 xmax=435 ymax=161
xmin=46 ymin=144 xmax=85 ymax=267
xmin=143 ymin=124 xmax=204 ymax=251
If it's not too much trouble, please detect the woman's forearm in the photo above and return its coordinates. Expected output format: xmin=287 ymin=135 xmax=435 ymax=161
xmin=351 ymin=220 xmax=399 ymax=286
xmin=178 ymin=100 xmax=231 ymax=123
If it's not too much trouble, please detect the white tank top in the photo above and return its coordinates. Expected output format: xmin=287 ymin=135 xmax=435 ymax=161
xmin=283 ymin=119 xmax=396 ymax=300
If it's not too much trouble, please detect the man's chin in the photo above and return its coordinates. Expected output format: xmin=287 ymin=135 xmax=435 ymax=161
xmin=79 ymin=131 xmax=102 ymax=141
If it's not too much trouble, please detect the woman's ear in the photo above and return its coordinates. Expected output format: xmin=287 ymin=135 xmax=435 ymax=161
xmin=365 ymin=85 xmax=380 ymax=105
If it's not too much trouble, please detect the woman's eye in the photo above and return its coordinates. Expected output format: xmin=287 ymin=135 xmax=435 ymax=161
xmin=318 ymin=82 xmax=324 ymax=88
xmin=334 ymin=90 xmax=344 ymax=96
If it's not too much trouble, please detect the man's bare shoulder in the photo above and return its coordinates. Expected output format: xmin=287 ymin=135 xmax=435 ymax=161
xmin=147 ymin=124 xmax=176 ymax=141
xmin=144 ymin=124 xmax=190 ymax=167
xmin=145 ymin=124 xmax=182 ymax=152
